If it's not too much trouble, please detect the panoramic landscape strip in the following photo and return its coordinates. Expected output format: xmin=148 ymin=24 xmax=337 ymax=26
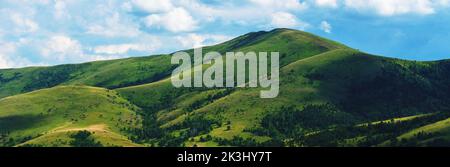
xmin=1 ymin=28 xmax=450 ymax=147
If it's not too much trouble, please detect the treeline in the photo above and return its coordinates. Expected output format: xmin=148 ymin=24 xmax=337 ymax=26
xmin=299 ymin=112 xmax=450 ymax=147
xmin=70 ymin=130 xmax=103 ymax=147
xmin=128 ymin=87 xmax=234 ymax=146
xmin=248 ymin=103 xmax=357 ymax=139
xmin=342 ymin=60 xmax=450 ymax=119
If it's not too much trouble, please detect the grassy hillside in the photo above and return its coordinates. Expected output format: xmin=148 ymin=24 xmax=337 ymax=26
xmin=1 ymin=28 xmax=450 ymax=147
xmin=0 ymin=55 xmax=175 ymax=99
xmin=148 ymin=48 xmax=450 ymax=147
xmin=0 ymin=86 xmax=141 ymax=147
xmin=0 ymin=28 xmax=345 ymax=99
xmin=115 ymin=30 xmax=450 ymax=147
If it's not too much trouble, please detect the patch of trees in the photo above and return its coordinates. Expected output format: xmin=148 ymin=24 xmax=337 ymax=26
xmin=70 ymin=131 xmax=103 ymax=147
xmin=251 ymin=103 xmax=356 ymax=138
xmin=342 ymin=60 xmax=450 ymax=119
xmin=131 ymin=112 xmax=163 ymax=141
xmin=299 ymin=112 xmax=450 ymax=147
xmin=185 ymin=89 xmax=233 ymax=112
xmin=247 ymin=103 xmax=450 ymax=147
xmin=108 ymin=64 xmax=177 ymax=89
xmin=213 ymin=136 xmax=284 ymax=147
xmin=0 ymin=72 xmax=22 ymax=83
xmin=177 ymin=116 xmax=221 ymax=137
xmin=23 ymin=65 xmax=84 ymax=92
xmin=152 ymin=114 xmax=220 ymax=146
xmin=388 ymin=131 xmax=449 ymax=147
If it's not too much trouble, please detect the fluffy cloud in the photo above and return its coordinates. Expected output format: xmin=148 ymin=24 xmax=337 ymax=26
xmin=176 ymin=33 xmax=232 ymax=48
xmin=270 ymin=12 xmax=309 ymax=29
xmin=0 ymin=42 xmax=18 ymax=68
xmin=40 ymin=35 xmax=84 ymax=62
xmin=54 ymin=0 xmax=70 ymax=19
xmin=144 ymin=7 xmax=197 ymax=32
xmin=3 ymin=0 xmax=450 ymax=69
xmin=87 ymin=12 xmax=141 ymax=37
xmin=344 ymin=0 xmax=435 ymax=16
xmin=40 ymin=35 xmax=131 ymax=64
xmin=84 ymin=54 xmax=123 ymax=62
xmin=131 ymin=0 xmax=174 ymax=13
xmin=315 ymin=0 xmax=338 ymax=8
xmin=0 ymin=41 xmax=31 ymax=69
xmin=320 ymin=21 xmax=332 ymax=33
xmin=10 ymin=13 xmax=39 ymax=33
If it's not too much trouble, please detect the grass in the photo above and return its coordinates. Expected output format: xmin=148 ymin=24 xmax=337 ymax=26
xmin=398 ymin=118 xmax=450 ymax=139
xmin=0 ymin=55 xmax=174 ymax=99
xmin=0 ymin=85 xmax=142 ymax=146
xmin=17 ymin=124 xmax=142 ymax=147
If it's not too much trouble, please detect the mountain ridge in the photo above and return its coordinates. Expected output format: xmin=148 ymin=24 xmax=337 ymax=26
xmin=1 ymin=28 xmax=450 ymax=147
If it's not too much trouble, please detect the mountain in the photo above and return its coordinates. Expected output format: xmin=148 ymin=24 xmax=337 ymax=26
xmin=1 ymin=28 xmax=450 ymax=147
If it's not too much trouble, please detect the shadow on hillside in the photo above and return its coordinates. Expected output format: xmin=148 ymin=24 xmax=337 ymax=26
xmin=0 ymin=114 xmax=44 ymax=133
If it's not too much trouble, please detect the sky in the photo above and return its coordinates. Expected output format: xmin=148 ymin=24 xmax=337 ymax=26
xmin=1 ymin=0 xmax=450 ymax=69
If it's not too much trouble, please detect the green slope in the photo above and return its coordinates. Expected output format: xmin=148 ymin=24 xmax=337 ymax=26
xmin=0 ymin=86 xmax=141 ymax=147
xmin=155 ymin=48 xmax=450 ymax=147
xmin=115 ymin=30 xmax=450 ymax=146
xmin=0 ymin=55 xmax=175 ymax=99
xmin=0 ymin=28 xmax=345 ymax=99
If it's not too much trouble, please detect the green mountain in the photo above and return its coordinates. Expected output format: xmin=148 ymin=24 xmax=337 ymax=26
xmin=1 ymin=28 xmax=450 ymax=147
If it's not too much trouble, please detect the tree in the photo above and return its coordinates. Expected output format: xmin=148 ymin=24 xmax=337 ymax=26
xmin=70 ymin=131 xmax=103 ymax=147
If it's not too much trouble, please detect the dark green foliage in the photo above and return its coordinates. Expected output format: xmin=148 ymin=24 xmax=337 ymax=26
xmin=23 ymin=64 xmax=84 ymax=92
xmin=180 ymin=116 xmax=220 ymax=137
xmin=341 ymin=59 xmax=450 ymax=119
xmin=255 ymin=104 xmax=356 ymax=136
xmin=300 ymin=112 xmax=450 ymax=147
xmin=70 ymin=131 xmax=103 ymax=147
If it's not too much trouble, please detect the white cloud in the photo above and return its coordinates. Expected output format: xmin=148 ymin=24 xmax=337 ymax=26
xmin=40 ymin=35 xmax=83 ymax=62
xmin=94 ymin=43 xmax=159 ymax=55
xmin=0 ymin=41 xmax=32 ymax=69
xmin=249 ymin=0 xmax=308 ymax=10
xmin=0 ymin=42 xmax=18 ymax=69
xmin=83 ymin=54 xmax=123 ymax=62
xmin=39 ymin=35 xmax=130 ymax=63
xmin=270 ymin=12 xmax=309 ymax=29
xmin=10 ymin=13 xmax=39 ymax=33
xmin=121 ymin=2 xmax=133 ymax=11
xmin=54 ymin=1 xmax=70 ymax=19
xmin=131 ymin=0 xmax=174 ymax=13
xmin=320 ymin=21 xmax=332 ymax=33
xmin=176 ymin=33 xmax=233 ymax=48
xmin=438 ymin=0 xmax=450 ymax=6
xmin=315 ymin=0 xmax=338 ymax=8
xmin=87 ymin=12 xmax=141 ymax=37
xmin=144 ymin=7 xmax=197 ymax=32
xmin=344 ymin=0 xmax=435 ymax=16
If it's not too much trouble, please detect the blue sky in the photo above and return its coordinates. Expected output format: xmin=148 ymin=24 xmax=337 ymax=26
xmin=1 ymin=0 xmax=450 ymax=69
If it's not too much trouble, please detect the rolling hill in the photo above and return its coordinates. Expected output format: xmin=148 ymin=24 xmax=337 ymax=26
xmin=1 ymin=28 xmax=450 ymax=147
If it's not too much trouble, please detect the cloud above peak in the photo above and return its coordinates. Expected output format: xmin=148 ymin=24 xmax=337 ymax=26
xmin=270 ymin=12 xmax=309 ymax=29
